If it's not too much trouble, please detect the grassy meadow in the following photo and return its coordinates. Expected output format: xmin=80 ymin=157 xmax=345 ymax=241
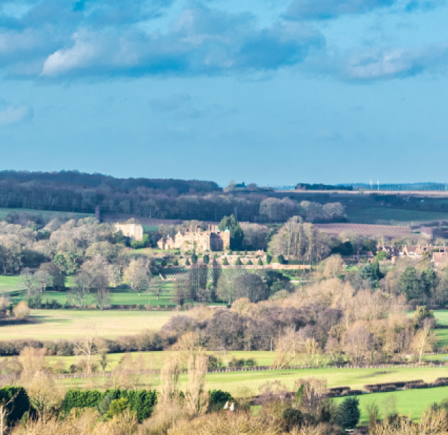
xmin=0 ymin=275 xmax=178 ymax=306
xmin=0 ymin=309 xmax=175 ymax=340
xmin=46 ymin=365 xmax=448 ymax=396
xmin=334 ymin=386 xmax=448 ymax=422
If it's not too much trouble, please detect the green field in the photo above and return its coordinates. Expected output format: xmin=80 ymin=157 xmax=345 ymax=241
xmin=0 ymin=350 xmax=278 ymax=374
xmin=14 ymin=288 xmax=177 ymax=307
xmin=51 ymin=365 xmax=448 ymax=395
xmin=0 ymin=309 xmax=175 ymax=340
xmin=434 ymin=311 xmax=448 ymax=326
xmin=0 ymin=275 xmax=25 ymax=295
xmin=0 ymin=275 xmax=178 ymax=307
xmin=346 ymin=206 xmax=448 ymax=225
xmin=0 ymin=207 xmax=92 ymax=221
xmin=334 ymin=387 xmax=448 ymax=422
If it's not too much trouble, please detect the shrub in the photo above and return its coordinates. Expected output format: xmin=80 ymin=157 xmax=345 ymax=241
xmin=0 ymin=386 xmax=30 ymax=424
xmin=235 ymin=257 xmax=242 ymax=266
xmin=63 ymin=389 xmax=157 ymax=422
xmin=282 ymin=408 xmax=304 ymax=430
xmin=277 ymin=254 xmax=285 ymax=265
xmin=222 ymin=258 xmax=229 ymax=266
xmin=245 ymin=358 xmax=257 ymax=367
xmin=207 ymin=355 xmax=223 ymax=370
xmin=266 ymin=254 xmax=272 ymax=264
xmin=185 ymin=258 xmax=191 ymax=266
xmin=208 ymin=390 xmax=233 ymax=412
xmin=246 ymin=259 xmax=253 ymax=265
xmin=13 ymin=301 xmax=30 ymax=319
xmin=191 ymin=253 xmax=198 ymax=264
xmin=106 ymin=398 xmax=129 ymax=419
xmin=257 ymin=258 xmax=263 ymax=266
xmin=203 ymin=255 xmax=210 ymax=264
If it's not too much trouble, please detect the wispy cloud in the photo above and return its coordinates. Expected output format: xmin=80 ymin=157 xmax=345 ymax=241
xmin=0 ymin=105 xmax=33 ymax=126
xmin=285 ymin=0 xmax=396 ymax=20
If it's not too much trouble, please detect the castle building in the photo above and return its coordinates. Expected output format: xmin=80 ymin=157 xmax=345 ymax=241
xmin=157 ymin=225 xmax=230 ymax=252
xmin=114 ymin=223 xmax=144 ymax=241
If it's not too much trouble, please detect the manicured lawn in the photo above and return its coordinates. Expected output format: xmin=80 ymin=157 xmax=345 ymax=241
xmin=334 ymin=387 xmax=448 ymax=422
xmin=0 ymin=309 xmax=175 ymax=340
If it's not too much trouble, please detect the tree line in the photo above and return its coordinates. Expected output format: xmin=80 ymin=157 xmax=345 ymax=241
xmin=0 ymin=171 xmax=347 ymax=223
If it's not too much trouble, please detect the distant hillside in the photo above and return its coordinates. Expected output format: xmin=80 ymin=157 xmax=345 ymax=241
xmin=0 ymin=170 xmax=220 ymax=194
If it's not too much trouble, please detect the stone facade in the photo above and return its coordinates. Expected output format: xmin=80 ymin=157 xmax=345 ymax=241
xmin=157 ymin=225 xmax=230 ymax=252
xmin=114 ymin=223 xmax=144 ymax=241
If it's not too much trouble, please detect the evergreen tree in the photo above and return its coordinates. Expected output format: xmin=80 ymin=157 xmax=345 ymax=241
xmin=257 ymin=258 xmax=263 ymax=266
xmin=235 ymin=257 xmax=242 ymax=266
xmin=421 ymin=269 xmax=437 ymax=297
xmin=222 ymin=257 xmax=229 ymax=266
xmin=218 ymin=215 xmax=244 ymax=250
xmin=337 ymin=397 xmax=360 ymax=429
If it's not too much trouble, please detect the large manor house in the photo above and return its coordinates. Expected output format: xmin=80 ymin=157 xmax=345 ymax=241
xmin=157 ymin=225 xmax=230 ymax=252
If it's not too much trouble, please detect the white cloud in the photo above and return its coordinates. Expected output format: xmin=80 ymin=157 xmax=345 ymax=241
xmin=0 ymin=105 xmax=33 ymax=126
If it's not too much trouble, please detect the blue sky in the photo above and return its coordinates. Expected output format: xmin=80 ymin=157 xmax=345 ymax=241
xmin=1 ymin=0 xmax=448 ymax=186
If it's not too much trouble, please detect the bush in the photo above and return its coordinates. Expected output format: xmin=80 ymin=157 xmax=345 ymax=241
xmin=266 ymin=254 xmax=272 ymax=264
xmin=203 ymin=255 xmax=210 ymax=264
xmin=185 ymin=258 xmax=191 ymax=266
xmin=222 ymin=258 xmax=229 ymax=266
xmin=257 ymin=258 xmax=263 ymax=266
xmin=235 ymin=257 xmax=242 ymax=266
xmin=245 ymin=358 xmax=257 ymax=367
xmin=207 ymin=355 xmax=223 ymax=370
xmin=63 ymin=389 xmax=157 ymax=422
xmin=191 ymin=253 xmax=198 ymax=264
xmin=337 ymin=397 xmax=360 ymax=429
xmin=0 ymin=386 xmax=30 ymax=424
xmin=208 ymin=390 xmax=233 ymax=412
xmin=282 ymin=408 xmax=304 ymax=430
xmin=246 ymin=259 xmax=253 ymax=265
xmin=277 ymin=254 xmax=285 ymax=265
xmin=106 ymin=398 xmax=129 ymax=419
xmin=13 ymin=301 xmax=30 ymax=319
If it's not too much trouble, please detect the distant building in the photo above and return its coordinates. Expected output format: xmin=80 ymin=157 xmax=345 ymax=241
xmin=400 ymin=245 xmax=431 ymax=258
xmin=157 ymin=225 xmax=230 ymax=252
xmin=114 ymin=223 xmax=144 ymax=241
xmin=433 ymin=250 xmax=447 ymax=267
